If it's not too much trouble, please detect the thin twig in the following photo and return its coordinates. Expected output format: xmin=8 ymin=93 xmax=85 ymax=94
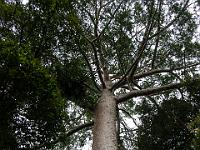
xmin=119 ymin=108 xmax=139 ymax=127
xmin=133 ymin=63 xmax=200 ymax=79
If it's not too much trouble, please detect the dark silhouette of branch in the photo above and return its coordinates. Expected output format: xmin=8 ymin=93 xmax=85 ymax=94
xmin=64 ymin=121 xmax=94 ymax=137
xmin=119 ymin=108 xmax=139 ymax=127
xmin=31 ymin=121 xmax=94 ymax=150
xmin=77 ymin=39 xmax=101 ymax=91
xmin=151 ymin=0 xmax=162 ymax=69
xmin=85 ymin=37 xmax=106 ymax=88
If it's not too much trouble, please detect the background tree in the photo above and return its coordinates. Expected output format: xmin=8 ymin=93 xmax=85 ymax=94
xmin=1 ymin=0 xmax=200 ymax=149
xmin=0 ymin=0 xmax=91 ymax=149
xmin=136 ymin=97 xmax=196 ymax=150
xmin=136 ymin=79 xmax=200 ymax=150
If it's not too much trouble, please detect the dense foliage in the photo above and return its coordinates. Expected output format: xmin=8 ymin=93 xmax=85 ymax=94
xmin=0 ymin=0 xmax=200 ymax=149
xmin=136 ymin=98 xmax=195 ymax=150
xmin=0 ymin=40 xmax=66 ymax=149
xmin=0 ymin=0 xmax=91 ymax=149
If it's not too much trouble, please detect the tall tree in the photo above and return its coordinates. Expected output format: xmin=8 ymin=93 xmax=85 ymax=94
xmin=72 ymin=0 xmax=200 ymax=149
xmin=0 ymin=0 xmax=90 ymax=149
xmin=1 ymin=0 xmax=200 ymax=149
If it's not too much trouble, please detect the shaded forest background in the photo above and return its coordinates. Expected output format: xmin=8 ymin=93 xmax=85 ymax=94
xmin=0 ymin=0 xmax=200 ymax=149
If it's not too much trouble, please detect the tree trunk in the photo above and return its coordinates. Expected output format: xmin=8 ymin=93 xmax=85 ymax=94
xmin=92 ymin=88 xmax=117 ymax=150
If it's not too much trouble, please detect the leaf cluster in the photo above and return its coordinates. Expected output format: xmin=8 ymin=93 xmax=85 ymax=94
xmin=0 ymin=40 xmax=66 ymax=149
xmin=136 ymin=98 xmax=196 ymax=150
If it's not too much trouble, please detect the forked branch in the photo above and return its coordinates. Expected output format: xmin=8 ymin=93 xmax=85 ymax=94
xmin=111 ymin=1 xmax=157 ymax=91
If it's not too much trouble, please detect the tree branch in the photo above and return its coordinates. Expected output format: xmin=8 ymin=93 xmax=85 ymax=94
xmin=85 ymin=37 xmax=106 ymax=88
xmin=111 ymin=1 xmax=156 ymax=91
xmin=133 ymin=63 xmax=200 ymax=79
xmin=127 ymin=0 xmax=156 ymax=78
xmin=111 ymin=27 xmax=151 ymax=91
xmin=92 ymin=0 xmax=124 ymax=42
xmin=133 ymin=83 xmax=160 ymax=108
xmin=119 ymin=108 xmax=139 ymax=127
xmin=117 ymin=82 xmax=183 ymax=103
xmin=65 ymin=121 xmax=94 ymax=137
xmin=151 ymin=0 xmax=162 ymax=69
xmin=83 ymin=8 xmax=96 ymax=27
xmin=77 ymin=39 xmax=101 ymax=91
xmin=133 ymin=68 xmax=171 ymax=79
xmin=31 ymin=121 xmax=94 ymax=149
xmin=148 ymin=0 xmax=190 ymax=40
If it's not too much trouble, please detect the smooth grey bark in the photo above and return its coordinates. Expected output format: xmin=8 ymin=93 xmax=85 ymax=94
xmin=92 ymin=88 xmax=117 ymax=150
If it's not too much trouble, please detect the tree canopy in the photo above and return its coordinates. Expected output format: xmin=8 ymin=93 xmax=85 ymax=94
xmin=0 ymin=0 xmax=200 ymax=149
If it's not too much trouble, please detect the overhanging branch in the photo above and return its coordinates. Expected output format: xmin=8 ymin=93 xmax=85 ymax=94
xmin=117 ymin=82 xmax=183 ymax=103
xmin=31 ymin=121 xmax=94 ymax=149
xmin=65 ymin=121 xmax=94 ymax=137
xmin=133 ymin=63 xmax=200 ymax=79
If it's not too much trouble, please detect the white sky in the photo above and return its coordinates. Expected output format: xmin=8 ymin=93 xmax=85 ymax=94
xmin=22 ymin=0 xmax=28 ymax=4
